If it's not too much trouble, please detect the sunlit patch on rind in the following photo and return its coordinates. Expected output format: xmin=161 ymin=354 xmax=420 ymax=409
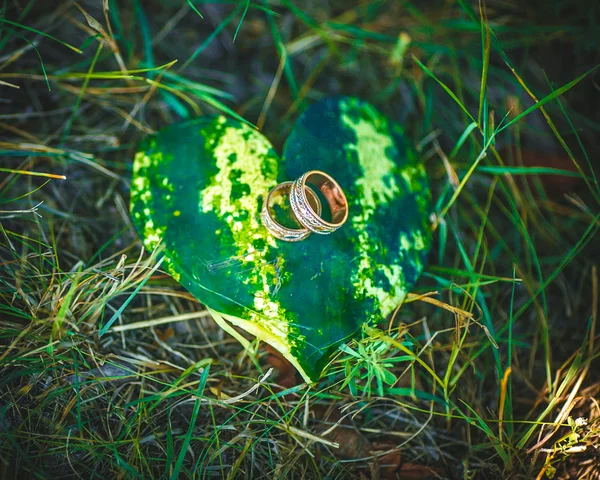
xmin=340 ymin=101 xmax=400 ymax=209
xmin=340 ymin=100 xmax=409 ymax=318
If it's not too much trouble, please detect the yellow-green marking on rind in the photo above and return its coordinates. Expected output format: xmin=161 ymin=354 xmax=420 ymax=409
xmin=197 ymin=119 xmax=303 ymax=349
xmin=131 ymin=148 xmax=166 ymax=252
xmin=341 ymin=101 xmax=408 ymax=317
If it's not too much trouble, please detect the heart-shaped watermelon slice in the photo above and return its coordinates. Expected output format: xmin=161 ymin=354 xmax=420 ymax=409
xmin=130 ymin=96 xmax=431 ymax=381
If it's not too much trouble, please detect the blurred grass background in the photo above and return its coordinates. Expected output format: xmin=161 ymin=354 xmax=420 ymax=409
xmin=1 ymin=0 xmax=599 ymax=478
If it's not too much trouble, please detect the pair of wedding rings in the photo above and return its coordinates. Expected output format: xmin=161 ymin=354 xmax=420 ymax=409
xmin=261 ymin=170 xmax=349 ymax=242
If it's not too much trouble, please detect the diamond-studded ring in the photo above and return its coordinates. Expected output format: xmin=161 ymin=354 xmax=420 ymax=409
xmin=290 ymin=170 xmax=348 ymax=235
xmin=261 ymin=181 xmax=322 ymax=242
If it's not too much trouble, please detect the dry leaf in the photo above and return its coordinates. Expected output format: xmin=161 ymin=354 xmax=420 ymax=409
xmin=155 ymin=326 xmax=174 ymax=342
xmin=372 ymin=440 xmax=402 ymax=479
xmin=313 ymin=405 xmax=372 ymax=459
xmin=313 ymin=406 xmax=441 ymax=479
xmin=397 ymin=462 xmax=441 ymax=479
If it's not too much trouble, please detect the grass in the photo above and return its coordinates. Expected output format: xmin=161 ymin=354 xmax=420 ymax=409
xmin=1 ymin=0 xmax=599 ymax=478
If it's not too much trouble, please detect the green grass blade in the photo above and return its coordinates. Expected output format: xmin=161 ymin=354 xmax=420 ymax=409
xmin=170 ymin=364 xmax=211 ymax=480
xmin=0 ymin=25 xmax=51 ymax=90
xmin=50 ymin=273 xmax=80 ymax=342
xmin=476 ymin=166 xmax=585 ymax=178
xmin=181 ymin=4 xmax=244 ymax=70
xmin=450 ymin=121 xmax=478 ymax=159
xmin=459 ymin=400 xmax=511 ymax=467
xmin=233 ymin=0 xmax=251 ymax=42
xmin=517 ymin=351 xmax=583 ymax=449
xmin=99 ymin=256 xmax=164 ymax=336
xmin=497 ymin=65 xmax=600 ymax=133
xmin=264 ymin=0 xmax=298 ymax=99
xmin=477 ymin=7 xmax=491 ymax=134
xmin=0 ymin=17 xmax=82 ymax=53
xmin=186 ymin=0 xmax=204 ymax=19
xmin=413 ymin=55 xmax=475 ymax=123
xmin=60 ymin=41 xmax=103 ymax=146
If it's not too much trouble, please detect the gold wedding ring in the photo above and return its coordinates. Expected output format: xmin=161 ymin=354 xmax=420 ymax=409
xmin=290 ymin=170 xmax=348 ymax=234
xmin=261 ymin=181 xmax=322 ymax=242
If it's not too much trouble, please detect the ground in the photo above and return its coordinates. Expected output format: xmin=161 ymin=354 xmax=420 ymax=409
xmin=1 ymin=0 xmax=599 ymax=479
